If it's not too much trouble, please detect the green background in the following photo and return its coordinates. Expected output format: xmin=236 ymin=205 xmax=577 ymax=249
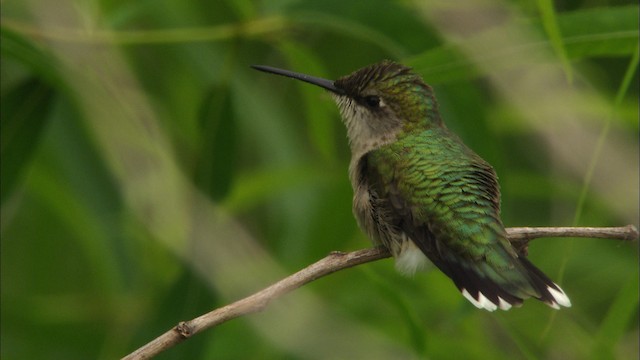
xmin=2 ymin=0 xmax=638 ymax=359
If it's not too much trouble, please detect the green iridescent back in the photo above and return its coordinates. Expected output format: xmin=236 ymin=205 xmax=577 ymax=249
xmin=367 ymin=126 xmax=540 ymax=298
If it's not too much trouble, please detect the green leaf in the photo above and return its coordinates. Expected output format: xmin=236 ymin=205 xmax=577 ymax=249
xmin=1 ymin=77 xmax=55 ymax=203
xmin=572 ymin=43 xmax=639 ymax=225
xmin=590 ymin=276 xmax=639 ymax=359
xmin=288 ymin=11 xmax=408 ymax=59
xmin=0 ymin=28 xmax=64 ymax=89
xmin=222 ymin=165 xmax=334 ymax=212
xmin=195 ymin=84 xmax=237 ymax=201
xmin=408 ymin=5 xmax=639 ymax=84
xmin=560 ymin=5 xmax=639 ymax=58
xmin=277 ymin=41 xmax=338 ymax=163
xmin=537 ymin=0 xmax=573 ymax=82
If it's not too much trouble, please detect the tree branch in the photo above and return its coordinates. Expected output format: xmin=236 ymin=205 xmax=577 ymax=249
xmin=507 ymin=225 xmax=639 ymax=255
xmin=122 ymin=225 xmax=638 ymax=360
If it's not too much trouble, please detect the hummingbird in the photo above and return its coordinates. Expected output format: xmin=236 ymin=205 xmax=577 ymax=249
xmin=251 ymin=60 xmax=571 ymax=311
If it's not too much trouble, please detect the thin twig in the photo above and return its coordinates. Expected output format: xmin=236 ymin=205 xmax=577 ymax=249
xmin=506 ymin=224 xmax=639 ymax=255
xmin=506 ymin=225 xmax=639 ymax=242
xmin=122 ymin=225 xmax=637 ymax=360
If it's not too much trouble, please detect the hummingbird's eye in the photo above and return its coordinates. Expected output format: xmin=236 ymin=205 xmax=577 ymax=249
xmin=363 ymin=95 xmax=381 ymax=109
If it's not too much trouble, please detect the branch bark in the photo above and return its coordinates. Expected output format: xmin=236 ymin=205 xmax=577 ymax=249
xmin=122 ymin=225 xmax=638 ymax=360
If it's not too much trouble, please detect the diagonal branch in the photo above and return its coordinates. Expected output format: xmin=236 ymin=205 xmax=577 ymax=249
xmin=122 ymin=225 xmax=638 ymax=360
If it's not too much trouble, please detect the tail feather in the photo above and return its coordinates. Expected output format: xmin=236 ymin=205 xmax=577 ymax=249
xmin=450 ymin=261 xmax=524 ymax=311
xmin=519 ymin=257 xmax=572 ymax=309
xmin=401 ymin=231 xmax=571 ymax=311
xmin=457 ymin=268 xmax=523 ymax=311
xmin=438 ymin=253 xmax=570 ymax=312
xmin=431 ymin=253 xmax=524 ymax=311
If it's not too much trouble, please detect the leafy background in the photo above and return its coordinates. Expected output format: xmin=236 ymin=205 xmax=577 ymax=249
xmin=1 ymin=0 xmax=638 ymax=359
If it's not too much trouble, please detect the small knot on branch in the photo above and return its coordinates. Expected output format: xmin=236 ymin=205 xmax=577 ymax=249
xmin=622 ymin=224 xmax=639 ymax=240
xmin=329 ymin=250 xmax=348 ymax=256
xmin=176 ymin=322 xmax=193 ymax=338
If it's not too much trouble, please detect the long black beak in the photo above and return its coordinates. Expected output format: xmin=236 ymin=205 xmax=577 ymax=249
xmin=251 ymin=65 xmax=345 ymax=95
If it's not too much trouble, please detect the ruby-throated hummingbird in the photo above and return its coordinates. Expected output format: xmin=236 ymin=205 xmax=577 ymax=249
xmin=252 ymin=61 xmax=571 ymax=311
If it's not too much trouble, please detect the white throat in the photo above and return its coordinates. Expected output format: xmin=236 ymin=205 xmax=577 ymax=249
xmin=333 ymin=95 xmax=400 ymax=159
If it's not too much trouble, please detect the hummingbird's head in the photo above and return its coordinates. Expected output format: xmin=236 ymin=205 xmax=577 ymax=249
xmin=332 ymin=60 xmax=442 ymax=153
xmin=252 ymin=60 xmax=442 ymax=154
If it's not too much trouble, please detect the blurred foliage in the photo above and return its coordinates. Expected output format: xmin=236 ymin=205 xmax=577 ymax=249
xmin=1 ymin=0 xmax=638 ymax=359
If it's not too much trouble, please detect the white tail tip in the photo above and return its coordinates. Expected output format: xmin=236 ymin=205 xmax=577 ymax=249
xmin=547 ymin=284 xmax=572 ymax=308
